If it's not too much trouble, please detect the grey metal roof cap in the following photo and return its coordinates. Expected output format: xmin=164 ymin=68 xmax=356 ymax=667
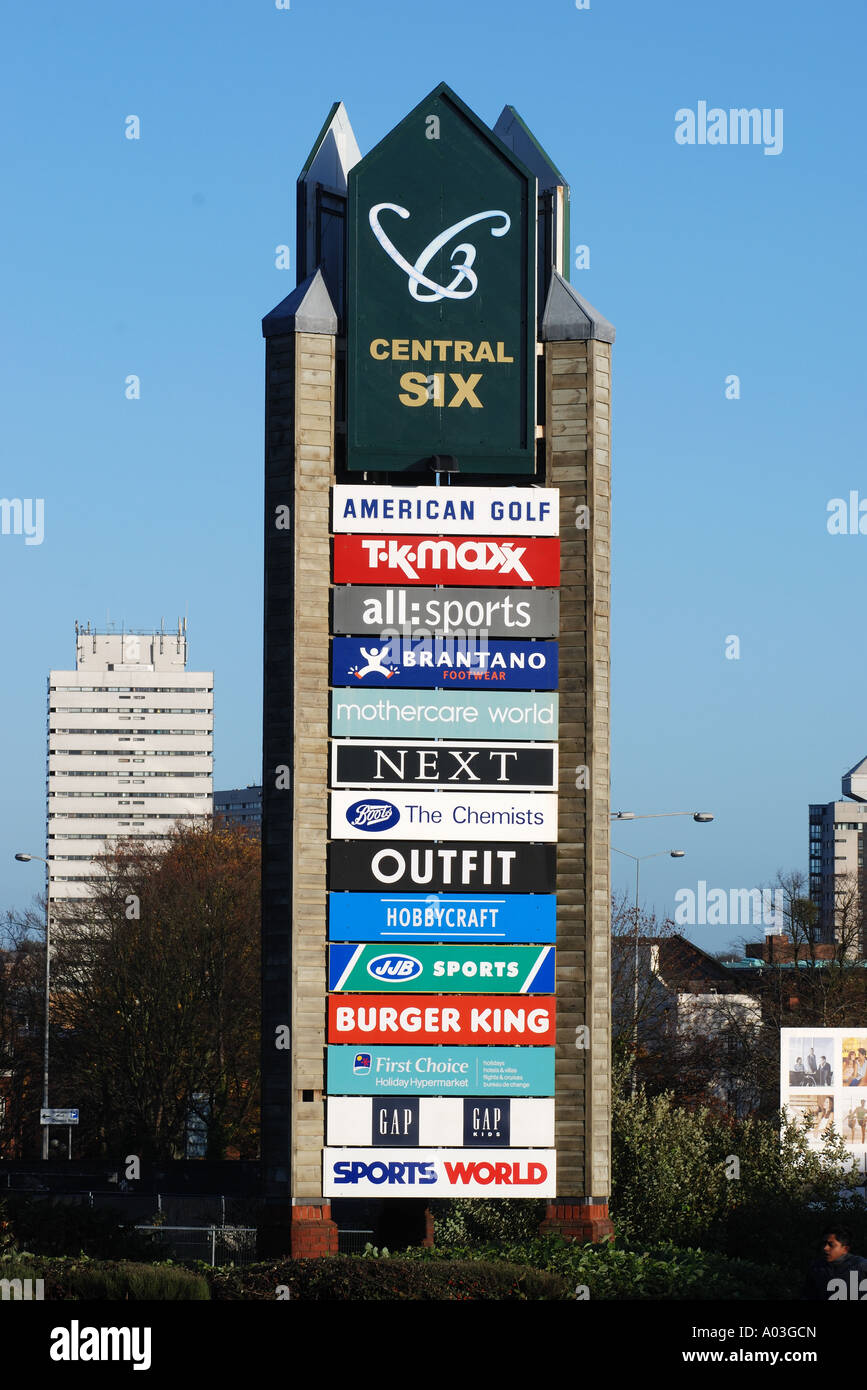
xmin=541 ymin=270 xmax=615 ymax=343
xmin=262 ymin=268 xmax=338 ymax=338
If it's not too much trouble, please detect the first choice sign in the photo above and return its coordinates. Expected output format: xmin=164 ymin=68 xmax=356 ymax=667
xmin=347 ymin=83 xmax=536 ymax=474
xmin=332 ymin=486 xmax=559 ymax=535
xmin=327 ymin=1045 xmax=556 ymax=1096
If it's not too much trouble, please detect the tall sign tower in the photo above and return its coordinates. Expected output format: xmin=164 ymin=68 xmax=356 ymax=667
xmin=261 ymin=84 xmax=614 ymax=1255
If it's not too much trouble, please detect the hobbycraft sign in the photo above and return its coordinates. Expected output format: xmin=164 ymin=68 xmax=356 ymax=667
xmin=332 ymin=486 xmax=559 ymax=535
xmin=328 ymin=995 xmax=556 ymax=1044
xmin=333 ymin=536 xmax=560 ymax=587
xmin=326 ymin=1045 xmax=556 ymax=1096
xmin=346 ymin=84 xmax=536 ymax=474
xmin=328 ymin=943 xmax=555 ymax=994
xmin=331 ymin=638 xmax=559 ymax=690
xmin=331 ymin=587 xmax=559 ymax=638
xmin=328 ymin=841 xmax=557 ymax=892
xmin=323 ymin=1149 xmax=557 ymax=1196
xmin=326 ymin=1096 xmax=555 ymax=1147
xmin=327 ymin=891 xmax=556 ymax=942
xmin=330 ymin=790 xmax=558 ymax=842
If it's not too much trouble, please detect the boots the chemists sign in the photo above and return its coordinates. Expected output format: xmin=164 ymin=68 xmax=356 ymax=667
xmin=347 ymin=83 xmax=536 ymax=474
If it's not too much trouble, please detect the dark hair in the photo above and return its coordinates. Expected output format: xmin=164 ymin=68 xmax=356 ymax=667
xmin=824 ymin=1225 xmax=852 ymax=1249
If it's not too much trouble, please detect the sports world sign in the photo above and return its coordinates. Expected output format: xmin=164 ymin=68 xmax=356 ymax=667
xmin=330 ymin=790 xmax=558 ymax=842
xmin=347 ymin=84 xmax=535 ymax=473
xmin=327 ymin=1045 xmax=555 ymax=1096
xmin=331 ymin=638 xmax=558 ymax=690
xmin=333 ymin=537 xmax=560 ymax=587
xmin=327 ymin=891 xmax=556 ymax=943
xmin=328 ymin=943 xmax=555 ymax=994
xmin=332 ymin=486 xmax=559 ymax=535
xmin=331 ymin=740 xmax=557 ymax=789
xmin=328 ymin=841 xmax=557 ymax=892
xmin=323 ymin=1149 xmax=557 ymax=1196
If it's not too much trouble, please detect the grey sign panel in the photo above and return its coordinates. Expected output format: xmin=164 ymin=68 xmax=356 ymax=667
xmin=332 ymin=587 xmax=559 ymax=639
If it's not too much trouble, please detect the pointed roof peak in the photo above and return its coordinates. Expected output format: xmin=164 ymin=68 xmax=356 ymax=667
xmin=541 ymin=270 xmax=615 ymax=343
xmin=261 ymin=268 xmax=338 ymax=338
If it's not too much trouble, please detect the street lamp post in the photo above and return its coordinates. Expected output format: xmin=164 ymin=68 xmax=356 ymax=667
xmin=612 ymin=847 xmax=685 ymax=1087
xmin=15 ymin=852 xmax=51 ymax=1160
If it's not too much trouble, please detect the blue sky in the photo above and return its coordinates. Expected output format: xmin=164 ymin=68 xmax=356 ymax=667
xmin=1 ymin=0 xmax=864 ymax=952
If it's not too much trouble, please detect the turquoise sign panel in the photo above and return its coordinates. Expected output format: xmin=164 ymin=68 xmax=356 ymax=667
xmin=327 ymin=1045 xmax=555 ymax=1096
xmin=331 ymin=689 xmax=558 ymax=740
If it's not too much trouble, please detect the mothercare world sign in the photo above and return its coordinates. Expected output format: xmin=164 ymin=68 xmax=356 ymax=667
xmin=331 ymin=690 xmax=558 ymax=739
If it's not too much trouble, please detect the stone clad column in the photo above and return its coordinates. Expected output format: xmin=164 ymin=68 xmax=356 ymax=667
xmin=260 ymin=269 xmax=339 ymax=1257
xmin=541 ymin=272 xmax=615 ymax=1241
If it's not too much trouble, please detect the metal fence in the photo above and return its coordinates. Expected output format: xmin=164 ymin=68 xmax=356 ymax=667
xmin=338 ymin=1228 xmax=375 ymax=1255
xmin=134 ymin=1225 xmax=258 ymax=1267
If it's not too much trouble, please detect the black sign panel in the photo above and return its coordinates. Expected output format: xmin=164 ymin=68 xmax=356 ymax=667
xmin=328 ymin=841 xmax=556 ymax=893
xmin=463 ymin=1099 xmax=511 ymax=1147
xmin=332 ymin=741 xmax=556 ymax=789
xmin=372 ymin=1098 xmax=420 ymax=1147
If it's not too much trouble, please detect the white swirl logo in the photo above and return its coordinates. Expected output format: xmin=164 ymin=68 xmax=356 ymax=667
xmin=369 ymin=203 xmax=511 ymax=302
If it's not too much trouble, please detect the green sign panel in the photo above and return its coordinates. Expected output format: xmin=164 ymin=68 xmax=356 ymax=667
xmin=347 ymin=84 xmax=536 ymax=474
xmin=329 ymin=944 xmax=555 ymax=994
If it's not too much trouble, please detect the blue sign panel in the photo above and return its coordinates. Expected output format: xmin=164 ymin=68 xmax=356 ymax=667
xmin=327 ymin=1045 xmax=555 ymax=1096
xmin=331 ymin=638 xmax=558 ymax=690
xmin=328 ymin=892 xmax=556 ymax=943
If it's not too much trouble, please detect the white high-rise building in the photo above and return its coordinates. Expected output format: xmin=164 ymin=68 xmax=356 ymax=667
xmin=809 ymin=755 xmax=867 ymax=944
xmin=47 ymin=623 xmax=213 ymax=903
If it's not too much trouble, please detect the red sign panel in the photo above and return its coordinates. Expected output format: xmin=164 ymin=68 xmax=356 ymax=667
xmin=333 ymin=537 xmax=560 ymax=588
xmin=327 ymin=995 xmax=555 ymax=1045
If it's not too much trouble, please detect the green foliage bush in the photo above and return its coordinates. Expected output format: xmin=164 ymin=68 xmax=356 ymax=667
xmin=398 ymin=1235 xmax=792 ymax=1299
xmin=0 ymin=1196 xmax=159 ymax=1260
xmin=208 ymin=1256 xmax=568 ymax=1301
xmin=431 ymin=1198 xmax=546 ymax=1246
xmin=5 ymin=1256 xmax=209 ymax=1300
xmin=611 ymin=1066 xmax=860 ymax=1270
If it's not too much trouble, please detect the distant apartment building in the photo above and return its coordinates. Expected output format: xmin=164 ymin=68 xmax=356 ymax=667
xmin=47 ymin=623 xmax=213 ymax=904
xmin=214 ymin=785 xmax=262 ymax=834
xmin=809 ymin=755 xmax=867 ymax=945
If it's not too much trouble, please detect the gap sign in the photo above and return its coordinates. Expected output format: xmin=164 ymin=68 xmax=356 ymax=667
xmin=327 ymin=1045 xmax=555 ymax=1096
xmin=331 ymin=740 xmax=557 ymax=789
xmin=329 ymin=943 xmax=555 ymax=994
xmin=327 ymin=892 xmax=556 ymax=943
xmin=328 ymin=842 xmax=557 ymax=893
xmin=332 ymin=638 xmax=558 ymax=690
xmin=327 ymin=1096 xmax=554 ymax=1147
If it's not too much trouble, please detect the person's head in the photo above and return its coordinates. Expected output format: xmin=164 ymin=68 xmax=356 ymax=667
xmin=823 ymin=1227 xmax=852 ymax=1262
xmin=821 ymin=1056 xmax=827 ymax=1063
xmin=859 ymin=1050 xmax=866 ymax=1059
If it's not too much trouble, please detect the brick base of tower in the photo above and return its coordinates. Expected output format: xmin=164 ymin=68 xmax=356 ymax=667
xmin=256 ymin=1202 xmax=339 ymax=1259
xmin=540 ymin=1199 xmax=614 ymax=1243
